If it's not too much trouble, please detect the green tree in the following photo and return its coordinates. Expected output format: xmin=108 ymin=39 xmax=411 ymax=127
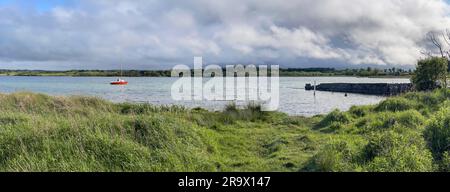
xmin=412 ymin=57 xmax=448 ymax=91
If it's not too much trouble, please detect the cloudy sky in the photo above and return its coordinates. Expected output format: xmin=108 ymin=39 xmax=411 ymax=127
xmin=0 ymin=0 xmax=450 ymax=70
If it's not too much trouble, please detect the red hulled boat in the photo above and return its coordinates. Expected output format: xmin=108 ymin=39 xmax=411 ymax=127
xmin=110 ymin=79 xmax=128 ymax=85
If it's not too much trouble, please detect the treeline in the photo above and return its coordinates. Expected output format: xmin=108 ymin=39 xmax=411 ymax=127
xmin=0 ymin=70 xmax=171 ymax=77
xmin=0 ymin=67 xmax=412 ymax=77
xmin=281 ymin=67 xmax=412 ymax=77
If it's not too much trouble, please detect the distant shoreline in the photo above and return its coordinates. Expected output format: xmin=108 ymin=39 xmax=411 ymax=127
xmin=0 ymin=75 xmax=412 ymax=79
xmin=0 ymin=68 xmax=412 ymax=78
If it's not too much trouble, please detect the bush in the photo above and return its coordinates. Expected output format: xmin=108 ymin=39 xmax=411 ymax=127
xmin=404 ymin=89 xmax=450 ymax=113
xmin=356 ymin=110 xmax=425 ymax=133
xmin=395 ymin=110 xmax=426 ymax=129
xmin=441 ymin=152 xmax=450 ymax=172
xmin=375 ymin=98 xmax=416 ymax=112
xmin=363 ymin=131 xmax=434 ymax=172
xmin=349 ymin=106 xmax=372 ymax=117
xmin=307 ymin=141 xmax=359 ymax=172
xmin=411 ymin=57 xmax=448 ymax=91
xmin=318 ymin=109 xmax=351 ymax=128
xmin=424 ymin=108 xmax=450 ymax=159
xmin=224 ymin=102 xmax=238 ymax=112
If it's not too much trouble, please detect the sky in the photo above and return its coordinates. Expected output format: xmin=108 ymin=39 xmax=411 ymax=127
xmin=0 ymin=0 xmax=450 ymax=70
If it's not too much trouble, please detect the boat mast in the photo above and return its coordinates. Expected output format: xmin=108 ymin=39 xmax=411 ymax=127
xmin=120 ymin=63 xmax=123 ymax=77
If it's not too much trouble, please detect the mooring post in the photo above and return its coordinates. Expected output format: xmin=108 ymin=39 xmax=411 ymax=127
xmin=313 ymin=80 xmax=316 ymax=96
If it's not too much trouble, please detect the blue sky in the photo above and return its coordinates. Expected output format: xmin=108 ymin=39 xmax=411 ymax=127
xmin=0 ymin=0 xmax=73 ymax=11
xmin=0 ymin=0 xmax=450 ymax=70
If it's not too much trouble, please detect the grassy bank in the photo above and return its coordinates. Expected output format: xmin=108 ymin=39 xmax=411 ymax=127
xmin=0 ymin=90 xmax=448 ymax=172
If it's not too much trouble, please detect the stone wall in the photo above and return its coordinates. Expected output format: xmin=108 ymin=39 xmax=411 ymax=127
xmin=305 ymin=83 xmax=413 ymax=96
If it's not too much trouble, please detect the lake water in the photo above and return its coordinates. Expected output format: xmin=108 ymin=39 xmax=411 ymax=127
xmin=0 ymin=76 xmax=410 ymax=116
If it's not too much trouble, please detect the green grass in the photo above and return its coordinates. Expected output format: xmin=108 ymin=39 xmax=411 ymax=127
xmin=0 ymin=90 xmax=449 ymax=172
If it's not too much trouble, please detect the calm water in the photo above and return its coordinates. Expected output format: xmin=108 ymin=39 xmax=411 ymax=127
xmin=0 ymin=76 xmax=409 ymax=116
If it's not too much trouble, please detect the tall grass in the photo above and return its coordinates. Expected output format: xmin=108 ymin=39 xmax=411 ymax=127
xmin=222 ymin=102 xmax=273 ymax=123
xmin=0 ymin=89 xmax=448 ymax=172
xmin=0 ymin=92 xmax=309 ymax=172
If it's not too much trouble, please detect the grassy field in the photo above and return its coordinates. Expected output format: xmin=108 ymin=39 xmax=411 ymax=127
xmin=0 ymin=90 xmax=448 ymax=172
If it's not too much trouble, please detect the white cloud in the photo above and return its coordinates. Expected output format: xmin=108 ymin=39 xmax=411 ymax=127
xmin=0 ymin=0 xmax=449 ymax=69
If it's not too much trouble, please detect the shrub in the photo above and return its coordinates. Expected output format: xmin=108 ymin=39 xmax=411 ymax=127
xmin=424 ymin=108 xmax=450 ymax=159
xmin=395 ymin=110 xmax=426 ymax=129
xmin=349 ymin=105 xmax=372 ymax=117
xmin=441 ymin=152 xmax=450 ymax=172
xmin=318 ymin=109 xmax=351 ymax=128
xmin=224 ymin=102 xmax=238 ymax=112
xmin=375 ymin=97 xmax=416 ymax=112
xmin=412 ymin=57 xmax=448 ymax=91
xmin=363 ymin=131 xmax=434 ymax=172
xmin=307 ymin=141 xmax=358 ymax=172
xmin=356 ymin=110 xmax=425 ymax=133
xmin=366 ymin=146 xmax=434 ymax=172
xmin=404 ymin=89 xmax=450 ymax=113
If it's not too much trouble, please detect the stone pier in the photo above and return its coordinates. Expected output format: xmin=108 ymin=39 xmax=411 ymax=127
xmin=305 ymin=83 xmax=413 ymax=96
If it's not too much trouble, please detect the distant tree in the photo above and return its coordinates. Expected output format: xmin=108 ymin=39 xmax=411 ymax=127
xmin=370 ymin=68 xmax=379 ymax=76
xmin=412 ymin=57 xmax=448 ymax=91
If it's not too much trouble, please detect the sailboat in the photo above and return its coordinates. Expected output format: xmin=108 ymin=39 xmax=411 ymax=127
xmin=110 ymin=64 xmax=128 ymax=85
xmin=110 ymin=78 xmax=128 ymax=85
